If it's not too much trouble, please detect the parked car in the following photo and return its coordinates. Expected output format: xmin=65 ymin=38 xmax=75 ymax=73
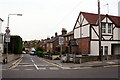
xmin=29 ymin=51 xmax=36 ymax=55
xmin=22 ymin=51 xmax=26 ymax=54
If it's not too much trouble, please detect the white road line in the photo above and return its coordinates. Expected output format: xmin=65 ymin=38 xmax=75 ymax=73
xmin=12 ymin=69 xmax=19 ymax=70
xmin=25 ymin=69 xmax=33 ymax=70
xmin=49 ymin=67 xmax=59 ymax=70
xmin=34 ymin=63 xmax=39 ymax=70
xmin=31 ymin=60 xmax=34 ymax=63
xmin=19 ymin=63 xmax=29 ymax=65
xmin=39 ymin=67 xmax=46 ymax=70
xmin=38 ymin=65 xmax=48 ymax=66
xmin=18 ymin=65 xmax=34 ymax=67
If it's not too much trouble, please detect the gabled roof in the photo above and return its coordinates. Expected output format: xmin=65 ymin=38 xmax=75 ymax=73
xmin=81 ymin=12 xmax=106 ymax=24
xmin=63 ymin=31 xmax=73 ymax=37
xmin=107 ymin=15 xmax=120 ymax=27
xmin=47 ymin=36 xmax=59 ymax=43
xmin=77 ymin=12 xmax=120 ymax=27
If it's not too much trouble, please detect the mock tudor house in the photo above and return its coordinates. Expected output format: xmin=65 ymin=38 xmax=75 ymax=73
xmin=73 ymin=12 xmax=120 ymax=56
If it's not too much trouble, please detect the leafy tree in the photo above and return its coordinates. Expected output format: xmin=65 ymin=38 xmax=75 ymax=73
xmin=36 ymin=46 xmax=43 ymax=51
xmin=5 ymin=35 xmax=23 ymax=54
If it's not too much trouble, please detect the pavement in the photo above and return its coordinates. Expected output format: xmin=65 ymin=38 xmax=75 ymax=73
xmin=39 ymin=57 xmax=120 ymax=68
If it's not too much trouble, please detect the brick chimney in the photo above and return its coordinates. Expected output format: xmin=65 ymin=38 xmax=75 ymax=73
xmin=62 ymin=28 xmax=67 ymax=35
xmin=55 ymin=32 xmax=57 ymax=37
xmin=47 ymin=36 xmax=50 ymax=40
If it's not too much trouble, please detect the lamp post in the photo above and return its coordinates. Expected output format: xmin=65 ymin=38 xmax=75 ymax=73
xmin=5 ymin=14 xmax=22 ymax=64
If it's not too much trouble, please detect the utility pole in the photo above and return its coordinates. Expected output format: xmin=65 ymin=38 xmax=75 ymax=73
xmin=98 ymin=0 xmax=102 ymax=61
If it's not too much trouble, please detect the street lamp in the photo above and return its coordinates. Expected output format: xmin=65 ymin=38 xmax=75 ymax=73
xmin=5 ymin=14 xmax=22 ymax=64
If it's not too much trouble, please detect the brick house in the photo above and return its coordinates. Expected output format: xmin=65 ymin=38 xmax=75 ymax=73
xmin=43 ymin=32 xmax=61 ymax=54
xmin=62 ymin=30 xmax=78 ymax=54
xmin=73 ymin=12 xmax=120 ymax=56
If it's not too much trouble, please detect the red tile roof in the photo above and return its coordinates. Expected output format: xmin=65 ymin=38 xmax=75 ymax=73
xmin=81 ymin=12 xmax=120 ymax=27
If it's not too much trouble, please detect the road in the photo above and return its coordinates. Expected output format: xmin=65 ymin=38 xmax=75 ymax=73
xmin=2 ymin=54 xmax=119 ymax=78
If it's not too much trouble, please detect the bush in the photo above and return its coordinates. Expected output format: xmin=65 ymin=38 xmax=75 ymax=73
xmin=36 ymin=46 xmax=43 ymax=51
xmin=36 ymin=51 xmax=43 ymax=56
xmin=43 ymin=52 xmax=48 ymax=55
xmin=47 ymin=52 xmax=54 ymax=55
xmin=6 ymin=35 xmax=22 ymax=54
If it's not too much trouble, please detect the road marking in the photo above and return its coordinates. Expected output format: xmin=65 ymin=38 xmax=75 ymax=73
xmin=39 ymin=58 xmax=120 ymax=70
xmin=31 ymin=60 xmax=34 ymax=63
xmin=8 ymin=58 xmax=23 ymax=70
xmin=104 ymin=65 xmax=120 ymax=68
xmin=40 ymin=58 xmax=64 ymax=69
xmin=111 ymin=65 xmax=120 ymax=67
xmin=18 ymin=65 xmax=34 ymax=67
xmin=38 ymin=65 xmax=49 ymax=66
xmin=19 ymin=63 xmax=29 ymax=65
xmin=12 ymin=69 xmax=19 ymax=70
xmin=34 ymin=63 xmax=39 ymax=70
xmin=39 ymin=67 xmax=46 ymax=70
xmin=49 ymin=67 xmax=59 ymax=70
xmin=71 ymin=67 xmax=92 ymax=70
xmin=25 ymin=69 xmax=33 ymax=70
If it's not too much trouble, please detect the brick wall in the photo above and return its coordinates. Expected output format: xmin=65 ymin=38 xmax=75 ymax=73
xmin=2 ymin=54 xmax=21 ymax=63
xmin=77 ymin=37 xmax=90 ymax=54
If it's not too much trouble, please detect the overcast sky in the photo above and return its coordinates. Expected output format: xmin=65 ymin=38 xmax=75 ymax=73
xmin=0 ymin=0 xmax=119 ymax=41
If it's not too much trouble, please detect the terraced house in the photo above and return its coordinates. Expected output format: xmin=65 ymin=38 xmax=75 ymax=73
xmin=73 ymin=12 xmax=120 ymax=56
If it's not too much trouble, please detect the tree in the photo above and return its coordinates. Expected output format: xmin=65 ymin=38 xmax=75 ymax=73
xmin=6 ymin=35 xmax=23 ymax=54
xmin=36 ymin=46 xmax=44 ymax=51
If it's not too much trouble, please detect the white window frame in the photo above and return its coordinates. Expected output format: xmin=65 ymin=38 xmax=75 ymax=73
xmin=108 ymin=23 xmax=112 ymax=33
xmin=102 ymin=23 xmax=106 ymax=33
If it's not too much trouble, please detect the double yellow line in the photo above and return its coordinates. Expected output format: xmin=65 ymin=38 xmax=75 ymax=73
xmin=40 ymin=58 xmax=92 ymax=70
xmin=8 ymin=58 xmax=23 ymax=70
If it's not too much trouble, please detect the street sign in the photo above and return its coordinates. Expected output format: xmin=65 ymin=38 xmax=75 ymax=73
xmin=5 ymin=28 xmax=10 ymax=34
xmin=5 ymin=33 xmax=10 ymax=42
xmin=59 ymin=37 xmax=64 ymax=45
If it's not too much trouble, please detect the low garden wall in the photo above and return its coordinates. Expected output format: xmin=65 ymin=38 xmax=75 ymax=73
xmin=2 ymin=54 xmax=21 ymax=63
xmin=62 ymin=55 xmax=120 ymax=63
xmin=43 ymin=55 xmax=60 ymax=60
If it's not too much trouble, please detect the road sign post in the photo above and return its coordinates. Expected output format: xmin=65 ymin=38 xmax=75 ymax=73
xmin=5 ymin=28 xmax=10 ymax=64
xmin=59 ymin=37 xmax=64 ymax=62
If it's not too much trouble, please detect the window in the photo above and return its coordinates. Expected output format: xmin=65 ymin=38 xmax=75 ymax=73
xmin=47 ymin=43 xmax=49 ymax=47
xmin=108 ymin=23 xmax=112 ymax=33
xmin=69 ymin=36 xmax=70 ymax=40
xmin=104 ymin=46 xmax=108 ymax=55
xmin=51 ymin=43 xmax=53 ymax=48
xmin=65 ymin=37 xmax=67 ymax=42
xmin=102 ymin=23 xmax=106 ymax=33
